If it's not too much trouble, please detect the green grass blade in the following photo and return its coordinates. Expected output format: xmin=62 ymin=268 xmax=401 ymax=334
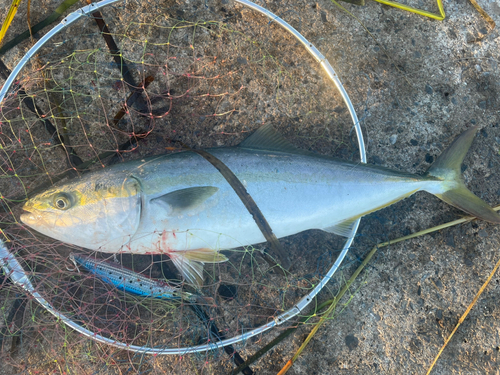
xmin=0 ymin=0 xmax=23 ymax=45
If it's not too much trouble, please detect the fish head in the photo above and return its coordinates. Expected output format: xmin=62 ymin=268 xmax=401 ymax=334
xmin=21 ymin=173 xmax=142 ymax=251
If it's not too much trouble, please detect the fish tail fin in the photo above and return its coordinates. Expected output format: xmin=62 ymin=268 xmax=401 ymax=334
xmin=168 ymin=248 xmax=228 ymax=287
xmin=425 ymin=126 xmax=500 ymax=223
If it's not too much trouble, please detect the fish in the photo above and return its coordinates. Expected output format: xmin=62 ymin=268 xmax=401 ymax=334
xmin=21 ymin=125 xmax=500 ymax=285
xmin=69 ymin=253 xmax=201 ymax=302
xmin=69 ymin=253 xmax=187 ymax=299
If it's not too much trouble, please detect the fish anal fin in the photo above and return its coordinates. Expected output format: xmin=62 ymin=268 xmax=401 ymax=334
xmin=323 ymin=217 xmax=358 ymax=237
xmin=151 ymin=186 xmax=218 ymax=213
xmin=168 ymin=248 xmax=228 ymax=287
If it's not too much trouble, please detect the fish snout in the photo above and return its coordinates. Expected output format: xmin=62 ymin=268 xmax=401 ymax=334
xmin=20 ymin=211 xmax=40 ymax=226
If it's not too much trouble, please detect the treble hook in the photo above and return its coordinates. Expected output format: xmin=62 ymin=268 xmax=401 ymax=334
xmin=67 ymin=253 xmax=80 ymax=273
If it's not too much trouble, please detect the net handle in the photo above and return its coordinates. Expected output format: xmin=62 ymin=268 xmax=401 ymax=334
xmin=0 ymin=0 xmax=366 ymax=354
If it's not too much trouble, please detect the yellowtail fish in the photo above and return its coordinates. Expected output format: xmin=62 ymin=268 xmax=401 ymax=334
xmin=69 ymin=253 xmax=203 ymax=302
xmin=21 ymin=125 xmax=500 ymax=286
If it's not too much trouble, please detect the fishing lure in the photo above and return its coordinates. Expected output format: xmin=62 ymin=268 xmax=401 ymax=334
xmin=70 ymin=253 xmax=202 ymax=303
xmin=0 ymin=239 xmax=225 ymax=354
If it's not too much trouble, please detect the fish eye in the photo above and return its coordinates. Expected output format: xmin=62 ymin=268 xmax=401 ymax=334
xmin=53 ymin=193 xmax=72 ymax=210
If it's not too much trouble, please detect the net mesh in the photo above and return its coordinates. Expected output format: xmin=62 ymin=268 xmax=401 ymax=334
xmin=0 ymin=0 xmax=357 ymax=373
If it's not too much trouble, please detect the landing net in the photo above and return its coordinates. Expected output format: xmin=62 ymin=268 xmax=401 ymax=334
xmin=0 ymin=0 xmax=364 ymax=372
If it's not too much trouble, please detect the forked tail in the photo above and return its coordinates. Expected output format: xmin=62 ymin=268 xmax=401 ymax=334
xmin=425 ymin=126 xmax=500 ymax=223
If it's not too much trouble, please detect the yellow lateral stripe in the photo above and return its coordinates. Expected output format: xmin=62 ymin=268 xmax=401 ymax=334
xmin=372 ymin=0 xmax=445 ymax=21
xmin=78 ymin=189 xmax=127 ymax=206
xmin=0 ymin=0 xmax=23 ymax=44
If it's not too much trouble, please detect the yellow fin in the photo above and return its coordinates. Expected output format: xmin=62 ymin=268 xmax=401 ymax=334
xmin=239 ymin=124 xmax=299 ymax=154
xmin=168 ymin=248 xmax=227 ymax=286
xmin=438 ymin=187 xmax=500 ymax=224
xmin=324 ymin=189 xmax=419 ymax=237
xmin=426 ymin=126 xmax=500 ymax=223
xmin=183 ymin=248 xmax=228 ymax=263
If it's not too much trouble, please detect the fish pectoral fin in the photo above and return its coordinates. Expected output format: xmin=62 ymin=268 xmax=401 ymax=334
xmin=323 ymin=217 xmax=359 ymax=237
xmin=168 ymin=248 xmax=228 ymax=287
xmin=151 ymin=186 xmax=219 ymax=214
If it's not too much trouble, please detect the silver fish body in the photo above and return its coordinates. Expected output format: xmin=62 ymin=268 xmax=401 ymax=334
xmin=21 ymin=125 xmax=500 ymax=285
xmin=126 ymin=148 xmax=433 ymax=249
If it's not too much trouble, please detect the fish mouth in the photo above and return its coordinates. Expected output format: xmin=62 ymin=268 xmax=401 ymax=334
xmin=20 ymin=199 xmax=39 ymax=221
xmin=20 ymin=211 xmax=37 ymax=226
xmin=20 ymin=204 xmax=44 ymax=226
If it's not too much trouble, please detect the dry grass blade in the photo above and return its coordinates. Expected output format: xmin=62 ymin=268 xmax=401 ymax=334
xmin=26 ymin=0 xmax=31 ymax=38
xmin=426 ymin=248 xmax=500 ymax=374
xmin=468 ymin=0 xmax=495 ymax=29
xmin=0 ymin=0 xmax=80 ymax=55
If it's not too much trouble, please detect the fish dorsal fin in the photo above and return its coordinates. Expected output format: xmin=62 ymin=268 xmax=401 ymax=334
xmin=323 ymin=217 xmax=358 ymax=237
xmin=151 ymin=186 xmax=218 ymax=213
xmin=239 ymin=124 xmax=299 ymax=154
